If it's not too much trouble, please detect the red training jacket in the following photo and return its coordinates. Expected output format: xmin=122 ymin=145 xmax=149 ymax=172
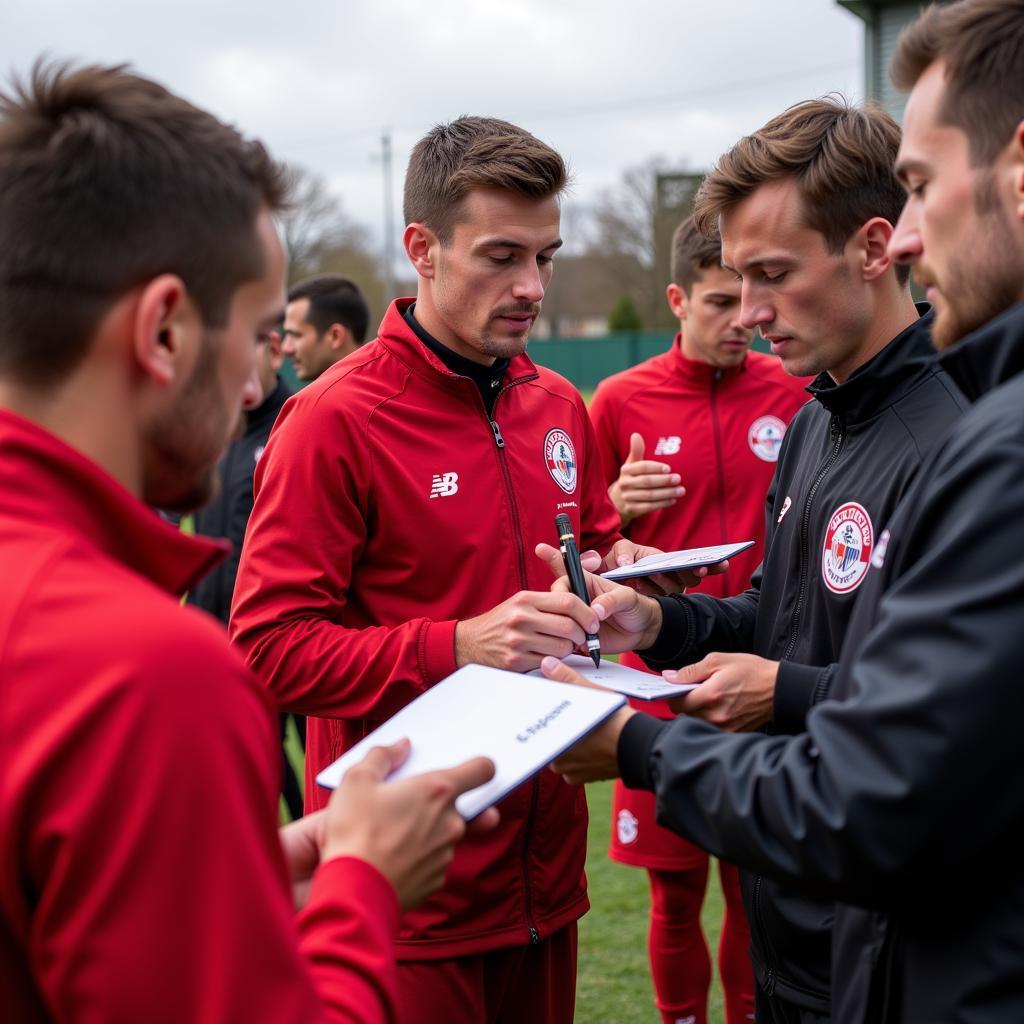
xmin=589 ymin=339 xmax=810 ymax=712
xmin=231 ymin=298 xmax=622 ymax=959
xmin=0 ymin=410 xmax=399 ymax=1023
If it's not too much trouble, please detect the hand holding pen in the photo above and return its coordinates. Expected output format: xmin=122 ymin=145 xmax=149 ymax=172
xmin=554 ymin=514 xmax=602 ymax=668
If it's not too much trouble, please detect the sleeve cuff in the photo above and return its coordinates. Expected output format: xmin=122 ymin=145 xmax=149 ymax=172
xmin=618 ymin=712 xmax=669 ymax=790
xmin=773 ymin=660 xmax=828 ymax=734
xmin=308 ymin=854 xmax=401 ymax=931
xmin=638 ymin=596 xmax=694 ymax=669
xmin=420 ymin=618 xmax=459 ymax=685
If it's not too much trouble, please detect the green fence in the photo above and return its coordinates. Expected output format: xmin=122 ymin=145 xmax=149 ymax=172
xmin=280 ymin=331 xmax=770 ymax=394
xmin=529 ymin=331 xmax=771 ymax=391
xmin=528 ymin=332 xmax=672 ymax=391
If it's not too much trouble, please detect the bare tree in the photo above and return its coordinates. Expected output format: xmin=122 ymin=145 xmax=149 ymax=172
xmin=279 ymin=165 xmax=388 ymax=327
xmin=588 ymin=157 xmax=700 ymax=330
xmin=280 ymin=166 xmax=369 ymax=280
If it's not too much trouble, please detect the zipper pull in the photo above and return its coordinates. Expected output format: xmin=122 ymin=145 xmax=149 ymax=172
xmin=490 ymin=420 xmax=505 ymax=449
xmin=529 ymin=927 xmax=540 ymax=945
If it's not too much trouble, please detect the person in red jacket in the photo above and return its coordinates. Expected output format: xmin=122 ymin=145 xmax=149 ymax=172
xmin=589 ymin=216 xmax=809 ymax=1024
xmin=230 ymin=116 xmax=655 ymax=1024
xmin=0 ymin=61 xmax=498 ymax=1024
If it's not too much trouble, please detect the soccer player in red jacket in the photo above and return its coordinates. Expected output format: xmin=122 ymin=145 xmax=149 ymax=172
xmin=0 ymin=61 xmax=497 ymax=1024
xmin=231 ymin=117 xmax=659 ymax=1024
xmin=588 ymin=217 xmax=809 ymax=1024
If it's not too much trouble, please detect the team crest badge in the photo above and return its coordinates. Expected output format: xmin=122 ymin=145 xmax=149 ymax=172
xmin=822 ymin=502 xmax=873 ymax=594
xmin=544 ymin=428 xmax=578 ymax=494
xmin=616 ymin=808 xmax=639 ymax=845
xmin=748 ymin=415 xmax=787 ymax=462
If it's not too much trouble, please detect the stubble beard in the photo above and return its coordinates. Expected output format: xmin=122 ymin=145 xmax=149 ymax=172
xmin=477 ymin=326 xmax=530 ymax=360
xmin=932 ymin=245 xmax=1024 ymax=350
xmin=142 ymin=330 xmax=230 ymax=513
xmin=932 ymin=175 xmax=1024 ymax=350
xmin=477 ymin=302 xmax=542 ymax=360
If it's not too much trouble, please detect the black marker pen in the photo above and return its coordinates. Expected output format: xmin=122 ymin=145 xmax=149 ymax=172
xmin=555 ymin=513 xmax=601 ymax=668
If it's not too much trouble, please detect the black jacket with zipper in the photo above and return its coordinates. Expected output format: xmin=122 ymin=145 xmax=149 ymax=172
xmin=639 ymin=307 xmax=967 ymax=1011
xmin=188 ymin=377 xmax=291 ymax=623
xmin=620 ymin=299 xmax=1024 ymax=1022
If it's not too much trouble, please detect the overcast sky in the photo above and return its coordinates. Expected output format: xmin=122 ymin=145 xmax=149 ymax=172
xmin=2 ymin=0 xmax=867 ymax=265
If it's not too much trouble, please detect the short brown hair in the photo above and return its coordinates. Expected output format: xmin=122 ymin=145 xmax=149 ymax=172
xmin=670 ymin=216 xmax=723 ymax=292
xmin=403 ymin=116 xmax=568 ymax=244
xmin=0 ymin=61 xmax=289 ymax=385
xmin=891 ymin=0 xmax=1024 ymax=165
xmin=693 ymin=98 xmax=909 ymax=284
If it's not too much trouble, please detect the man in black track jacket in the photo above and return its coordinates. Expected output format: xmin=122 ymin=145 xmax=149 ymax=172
xmin=188 ymin=370 xmax=290 ymax=621
xmin=544 ymin=98 xmax=966 ymax=1023
xmin=638 ymin=308 xmax=963 ymax=1019
xmin=544 ymin=1 xmax=1024 ymax=1020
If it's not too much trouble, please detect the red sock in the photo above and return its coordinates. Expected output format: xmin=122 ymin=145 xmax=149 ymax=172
xmin=648 ymin=865 xmax=712 ymax=1024
xmin=717 ymin=861 xmax=756 ymax=1024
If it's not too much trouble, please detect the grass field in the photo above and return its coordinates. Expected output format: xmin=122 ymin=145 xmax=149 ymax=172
xmin=577 ymin=779 xmax=726 ymax=1024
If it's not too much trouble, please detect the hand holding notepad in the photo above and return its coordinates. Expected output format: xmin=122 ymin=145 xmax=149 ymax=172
xmin=316 ymin=665 xmax=626 ymax=819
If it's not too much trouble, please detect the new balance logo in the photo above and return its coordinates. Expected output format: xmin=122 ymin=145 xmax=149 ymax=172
xmin=429 ymin=472 xmax=459 ymax=498
xmin=654 ymin=436 xmax=681 ymax=456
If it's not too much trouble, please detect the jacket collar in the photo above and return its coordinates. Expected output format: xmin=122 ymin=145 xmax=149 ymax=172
xmin=245 ymin=376 xmax=290 ymax=435
xmin=667 ymin=334 xmax=748 ymax=387
xmin=377 ymin=298 xmax=540 ymax=394
xmin=0 ymin=409 xmax=226 ymax=595
xmin=938 ymin=300 xmax=1024 ymax=402
xmin=807 ymin=304 xmax=936 ymax=421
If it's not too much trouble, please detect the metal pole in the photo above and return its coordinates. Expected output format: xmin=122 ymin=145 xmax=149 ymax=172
xmin=382 ymin=130 xmax=396 ymax=302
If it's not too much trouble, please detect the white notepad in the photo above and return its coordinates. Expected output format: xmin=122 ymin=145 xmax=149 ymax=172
xmin=601 ymin=541 xmax=755 ymax=582
xmin=315 ymin=664 xmax=626 ymax=820
xmin=528 ymin=655 xmax=697 ymax=701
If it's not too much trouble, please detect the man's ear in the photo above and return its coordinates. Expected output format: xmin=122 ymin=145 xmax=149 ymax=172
xmin=1011 ymin=119 xmax=1024 ymax=223
xmin=327 ymin=323 xmax=354 ymax=353
xmin=666 ymin=282 xmax=689 ymax=321
xmin=131 ymin=274 xmax=193 ymax=386
xmin=855 ymin=217 xmax=896 ymax=283
xmin=404 ymin=222 xmax=438 ymax=280
xmin=267 ymin=331 xmax=286 ymax=372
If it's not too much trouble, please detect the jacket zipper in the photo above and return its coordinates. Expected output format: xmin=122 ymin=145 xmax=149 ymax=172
xmin=709 ymin=370 xmax=729 ymax=587
xmin=752 ymin=873 xmax=832 ymax=1003
xmin=522 ymin=775 xmax=541 ymax=945
xmin=781 ymin=414 xmax=845 ymax=661
xmin=752 ymin=874 xmax=778 ymax=994
xmin=749 ymin=416 xmax=846 ymax=1000
xmin=485 ymin=381 xmax=541 ymax=944
xmin=486 ymin=404 xmax=529 ymax=594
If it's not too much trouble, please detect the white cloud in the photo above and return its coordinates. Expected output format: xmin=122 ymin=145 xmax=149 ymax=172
xmin=0 ymin=0 xmax=866 ymax=265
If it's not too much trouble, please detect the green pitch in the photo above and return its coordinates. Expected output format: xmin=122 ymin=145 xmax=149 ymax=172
xmin=576 ymin=779 xmax=726 ymax=1023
